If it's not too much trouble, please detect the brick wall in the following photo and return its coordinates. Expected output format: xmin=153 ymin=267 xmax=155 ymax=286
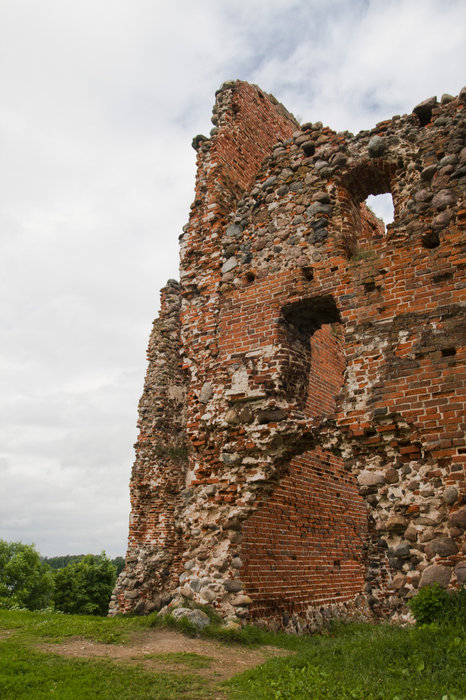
xmin=111 ymin=83 xmax=466 ymax=630
xmin=242 ymin=446 xmax=368 ymax=627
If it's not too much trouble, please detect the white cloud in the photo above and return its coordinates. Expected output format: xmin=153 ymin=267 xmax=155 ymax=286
xmin=249 ymin=0 xmax=466 ymax=131
xmin=0 ymin=0 xmax=464 ymax=557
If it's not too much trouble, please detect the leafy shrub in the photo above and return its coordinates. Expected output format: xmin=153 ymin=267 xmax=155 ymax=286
xmin=0 ymin=540 xmax=54 ymax=611
xmin=53 ymin=552 xmax=116 ymax=615
xmin=409 ymin=584 xmax=466 ymax=626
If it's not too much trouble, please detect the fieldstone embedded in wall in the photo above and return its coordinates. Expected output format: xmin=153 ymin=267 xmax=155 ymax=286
xmin=110 ymin=81 xmax=465 ymax=631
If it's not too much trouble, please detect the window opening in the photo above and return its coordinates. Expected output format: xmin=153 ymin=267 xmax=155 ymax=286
xmin=365 ymin=193 xmax=394 ymax=231
xmin=279 ymin=296 xmax=343 ymax=416
xmin=339 ymin=162 xmax=395 ymax=257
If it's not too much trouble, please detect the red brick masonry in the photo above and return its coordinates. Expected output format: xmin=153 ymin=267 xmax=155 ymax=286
xmin=110 ymin=82 xmax=466 ymax=631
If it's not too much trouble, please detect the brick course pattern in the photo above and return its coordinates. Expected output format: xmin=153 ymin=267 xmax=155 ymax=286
xmin=110 ymin=81 xmax=466 ymax=631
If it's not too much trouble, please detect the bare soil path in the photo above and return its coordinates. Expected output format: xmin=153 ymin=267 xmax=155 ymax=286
xmin=38 ymin=627 xmax=291 ymax=684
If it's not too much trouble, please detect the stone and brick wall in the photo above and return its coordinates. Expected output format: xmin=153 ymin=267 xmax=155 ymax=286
xmin=110 ymin=81 xmax=466 ymax=631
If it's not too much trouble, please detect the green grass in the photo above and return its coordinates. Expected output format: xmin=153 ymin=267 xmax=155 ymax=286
xmin=0 ymin=641 xmax=206 ymax=699
xmin=150 ymin=609 xmax=272 ymax=645
xmin=0 ymin=610 xmax=209 ymax=699
xmin=222 ymin=621 xmax=466 ymax=700
xmin=0 ymin=607 xmax=150 ymax=644
xmin=350 ymin=247 xmax=377 ymax=263
xmin=0 ymin=609 xmax=464 ymax=699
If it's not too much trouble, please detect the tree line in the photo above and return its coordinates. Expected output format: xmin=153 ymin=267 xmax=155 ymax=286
xmin=42 ymin=553 xmax=125 ymax=575
xmin=0 ymin=540 xmax=124 ymax=615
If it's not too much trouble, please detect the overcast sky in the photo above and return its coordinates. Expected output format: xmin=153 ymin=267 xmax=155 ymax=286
xmin=1 ymin=0 xmax=465 ymax=558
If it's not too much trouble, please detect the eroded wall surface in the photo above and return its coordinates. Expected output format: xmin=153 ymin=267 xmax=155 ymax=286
xmin=110 ymin=81 xmax=466 ymax=631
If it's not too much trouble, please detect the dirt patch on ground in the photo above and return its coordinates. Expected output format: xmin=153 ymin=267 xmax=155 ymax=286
xmin=38 ymin=628 xmax=290 ymax=683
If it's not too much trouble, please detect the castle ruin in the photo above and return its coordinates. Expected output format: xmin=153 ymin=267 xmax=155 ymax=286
xmin=110 ymin=81 xmax=466 ymax=631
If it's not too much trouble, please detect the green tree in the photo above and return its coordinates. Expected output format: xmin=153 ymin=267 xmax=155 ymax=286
xmin=43 ymin=554 xmax=125 ymax=576
xmin=111 ymin=556 xmax=125 ymax=576
xmin=53 ymin=552 xmax=117 ymax=615
xmin=0 ymin=540 xmax=54 ymax=610
xmin=42 ymin=554 xmax=85 ymax=570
